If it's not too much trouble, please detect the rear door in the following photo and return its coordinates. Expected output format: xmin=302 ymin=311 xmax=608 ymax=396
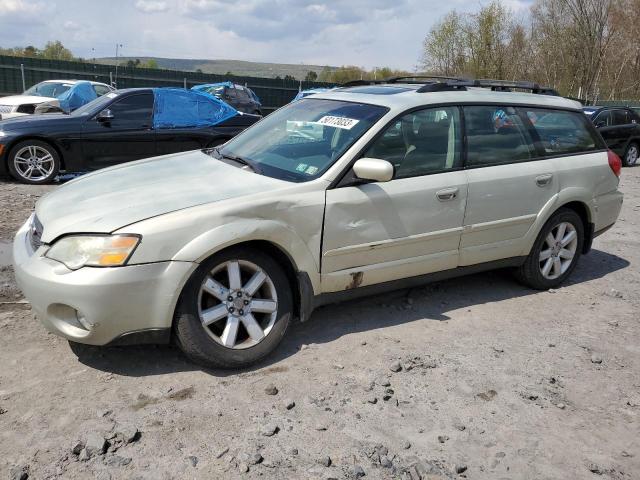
xmin=322 ymin=106 xmax=468 ymax=292
xmin=82 ymin=92 xmax=156 ymax=168
xmin=460 ymin=105 xmax=559 ymax=265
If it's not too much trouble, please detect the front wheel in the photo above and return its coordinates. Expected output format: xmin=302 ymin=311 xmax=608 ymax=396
xmin=174 ymin=247 xmax=292 ymax=369
xmin=7 ymin=140 xmax=60 ymax=184
xmin=515 ymin=208 xmax=584 ymax=290
xmin=623 ymin=142 xmax=638 ymax=167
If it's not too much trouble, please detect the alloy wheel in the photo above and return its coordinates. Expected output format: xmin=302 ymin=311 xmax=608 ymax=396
xmin=539 ymin=221 xmax=578 ymax=280
xmin=13 ymin=145 xmax=55 ymax=182
xmin=626 ymin=144 xmax=638 ymax=166
xmin=197 ymin=260 xmax=278 ymax=349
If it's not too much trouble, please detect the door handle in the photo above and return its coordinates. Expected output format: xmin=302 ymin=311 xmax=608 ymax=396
xmin=436 ymin=187 xmax=459 ymax=201
xmin=536 ymin=174 xmax=553 ymax=187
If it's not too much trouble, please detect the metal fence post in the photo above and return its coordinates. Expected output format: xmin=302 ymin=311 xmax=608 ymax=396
xmin=184 ymin=78 xmax=187 ymax=89
xmin=20 ymin=64 xmax=26 ymax=91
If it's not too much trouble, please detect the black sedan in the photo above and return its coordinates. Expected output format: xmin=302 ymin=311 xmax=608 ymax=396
xmin=583 ymin=106 xmax=640 ymax=166
xmin=0 ymin=88 xmax=260 ymax=184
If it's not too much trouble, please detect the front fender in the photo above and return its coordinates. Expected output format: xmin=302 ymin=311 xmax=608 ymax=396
xmin=172 ymin=219 xmax=321 ymax=294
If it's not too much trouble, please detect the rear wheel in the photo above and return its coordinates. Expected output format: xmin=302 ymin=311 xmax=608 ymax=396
xmin=516 ymin=208 xmax=584 ymax=289
xmin=7 ymin=140 xmax=60 ymax=184
xmin=623 ymin=142 xmax=638 ymax=167
xmin=174 ymin=247 xmax=292 ymax=369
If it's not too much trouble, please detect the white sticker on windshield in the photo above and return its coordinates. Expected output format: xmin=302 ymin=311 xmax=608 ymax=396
xmin=317 ymin=115 xmax=360 ymax=130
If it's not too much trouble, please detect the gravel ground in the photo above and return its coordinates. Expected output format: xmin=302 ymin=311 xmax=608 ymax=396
xmin=0 ymin=170 xmax=638 ymax=480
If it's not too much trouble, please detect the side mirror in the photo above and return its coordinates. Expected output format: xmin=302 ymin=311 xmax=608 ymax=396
xmin=96 ymin=109 xmax=114 ymax=122
xmin=353 ymin=158 xmax=394 ymax=183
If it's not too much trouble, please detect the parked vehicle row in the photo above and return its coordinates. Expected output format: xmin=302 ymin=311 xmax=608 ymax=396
xmin=0 ymin=87 xmax=261 ymax=183
xmin=13 ymin=77 xmax=623 ymax=368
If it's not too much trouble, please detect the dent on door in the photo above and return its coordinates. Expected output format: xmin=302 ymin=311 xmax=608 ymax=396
xmin=321 ymin=171 xmax=468 ymax=292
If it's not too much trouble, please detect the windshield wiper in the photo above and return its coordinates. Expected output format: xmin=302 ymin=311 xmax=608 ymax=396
xmin=212 ymin=147 xmax=261 ymax=173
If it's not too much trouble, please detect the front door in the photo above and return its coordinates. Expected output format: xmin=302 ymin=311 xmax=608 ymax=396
xmin=321 ymin=106 xmax=468 ymax=292
xmin=82 ymin=91 xmax=156 ymax=168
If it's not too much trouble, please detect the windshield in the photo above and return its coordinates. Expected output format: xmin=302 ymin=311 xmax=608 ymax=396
xmin=24 ymin=81 xmax=73 ymax=98
xmin=218 ymin=98 xmax=387 ymax=182
xmin=70 ymin=92 xmax=117 ymax=117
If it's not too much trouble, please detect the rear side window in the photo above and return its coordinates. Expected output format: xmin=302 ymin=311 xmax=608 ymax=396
xmin=522 ymin=108 xmax=601 ymax=155
xmin=612 ymin=109 xmax=629 ymax=125
xmin=93 ymin=84 xmax=111 ymax=97
xmin=464 ymin=105 xmax=536 ymax=167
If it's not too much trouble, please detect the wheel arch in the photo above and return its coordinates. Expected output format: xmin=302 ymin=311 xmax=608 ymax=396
xmin=172 ymin=239 xmax=312 ymax=330
xmin=559 ymin=200 xmax=593 ymax=253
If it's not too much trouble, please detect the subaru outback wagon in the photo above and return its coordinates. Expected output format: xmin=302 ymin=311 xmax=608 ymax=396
xmin=13 ymin=78 xmax=623 ymax=368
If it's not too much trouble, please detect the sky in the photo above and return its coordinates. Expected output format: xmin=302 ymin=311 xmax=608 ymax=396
xmin=0 ymin=0 xmax=532 ymax=70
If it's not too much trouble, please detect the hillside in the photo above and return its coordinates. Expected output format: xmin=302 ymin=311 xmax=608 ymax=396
xmin=97 ymin=57 xmax=337 ymax=80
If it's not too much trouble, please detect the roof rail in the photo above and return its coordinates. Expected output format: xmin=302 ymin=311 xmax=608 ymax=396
xmin=340 ymin=76 xmax=559 ymax=96
xmin=472 ymin=79 xmax=559 ymax=96
xmin=386 ymin=75 xmax=467 ymax=83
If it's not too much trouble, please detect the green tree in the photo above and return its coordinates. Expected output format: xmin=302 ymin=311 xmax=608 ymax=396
xmin=41 ymin=40 xmax=74 ymax=61
xmin=283 ymin=74 xmax=296 ymax=81
xmin=304 ymin=70 xmax=318 ymax=82
xmin=145 ymin=59 xmax=159 ymax=69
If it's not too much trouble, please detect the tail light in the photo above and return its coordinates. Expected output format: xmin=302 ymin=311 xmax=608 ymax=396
xmin=608 ymin=150 xmax=622 ymax=177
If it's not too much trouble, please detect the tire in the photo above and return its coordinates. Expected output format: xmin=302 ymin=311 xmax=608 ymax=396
xmin=622 ymin=142 xmax=639 ymax=167
xmin=174 ymin=246 xmax=292 ymax=369
xmin=7 ymin=139 xmax=60 ymax=184
xmin=515 ymin=208 xmax=584 ymax=290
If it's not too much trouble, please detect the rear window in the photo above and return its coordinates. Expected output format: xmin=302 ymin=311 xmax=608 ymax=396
xmin=523 ymin=108 xmax=602 ymax=155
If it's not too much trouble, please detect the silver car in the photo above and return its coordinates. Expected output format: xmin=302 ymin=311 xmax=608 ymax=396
xmin=13 ymin=79 xmax=624 ymax=368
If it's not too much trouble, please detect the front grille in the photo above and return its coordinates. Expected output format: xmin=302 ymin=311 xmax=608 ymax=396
xmin=28 ymin=215 xmax=44 ymax=252
xmin=0 ymin=105 xmax=13 ymax=114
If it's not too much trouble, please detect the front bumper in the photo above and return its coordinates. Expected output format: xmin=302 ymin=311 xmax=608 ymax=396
xmin=12 ymin=217 xmax=196 ymax=345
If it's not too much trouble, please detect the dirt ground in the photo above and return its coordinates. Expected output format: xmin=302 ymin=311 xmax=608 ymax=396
xmin=0 ymin=169 xmax=638 ymax=480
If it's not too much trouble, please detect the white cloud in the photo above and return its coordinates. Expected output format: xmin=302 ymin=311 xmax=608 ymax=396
xmin=0 ymin=0 xmax=534 ymax=70
xmin=135 ymin=0 xmax=169 ymax=13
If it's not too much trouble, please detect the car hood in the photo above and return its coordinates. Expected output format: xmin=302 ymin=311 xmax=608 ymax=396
xmin=36 ymin=150 xmax=291 ymax=243
xmin=0 ymin=95 xmax=55 ymax=106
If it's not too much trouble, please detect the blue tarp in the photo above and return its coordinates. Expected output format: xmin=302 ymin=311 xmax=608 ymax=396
xmin=57 ymin=81 xmax=97 ymax=112
xmin=293 ymin=88 xmax=333 ymax=101
xmin=152 ymin=88 xmax=238 ymax=129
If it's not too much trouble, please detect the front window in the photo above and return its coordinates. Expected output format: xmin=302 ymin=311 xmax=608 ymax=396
xmin=70 ymin=92 xmax=118 ymax=117
xmin=218 ymin=99 xmax=388 ymax=182
xmin=24 ymin=81 xmax=73 ymax=98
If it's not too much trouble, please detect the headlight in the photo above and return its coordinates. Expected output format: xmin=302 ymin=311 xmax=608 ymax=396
xmin=45 ymin=234 xmax=140 ymax=270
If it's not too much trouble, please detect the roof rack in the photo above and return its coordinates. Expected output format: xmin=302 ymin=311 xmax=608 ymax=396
xmin=341 ymin=76 xmax=559 ymax=96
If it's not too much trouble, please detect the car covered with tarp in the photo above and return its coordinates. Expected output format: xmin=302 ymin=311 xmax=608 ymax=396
xmin=192 ymin=82 xmax=262 ymax=115
xmin=0 ymin=80 xmax=114 ymax=120
xmin=0 ymin=87 xmax=261 ymax=183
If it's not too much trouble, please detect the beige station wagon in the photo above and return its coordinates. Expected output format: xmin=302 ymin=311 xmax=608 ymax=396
xmin=13 ymin=78 xmax=624 ymax=368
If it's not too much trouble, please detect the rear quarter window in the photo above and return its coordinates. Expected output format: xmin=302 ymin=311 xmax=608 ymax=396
xmin=522 ymin=108 xmax=603 ymax=156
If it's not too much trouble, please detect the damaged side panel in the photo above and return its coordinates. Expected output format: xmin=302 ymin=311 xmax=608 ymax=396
xmin=320 ymin=171 xmax=469 ymax=292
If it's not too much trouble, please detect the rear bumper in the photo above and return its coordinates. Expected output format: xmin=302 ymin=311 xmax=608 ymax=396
xmin=12 ymin=216 xmax=196 ymax=345
xmin=594 ymin=189 xmax=623 ymax=232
